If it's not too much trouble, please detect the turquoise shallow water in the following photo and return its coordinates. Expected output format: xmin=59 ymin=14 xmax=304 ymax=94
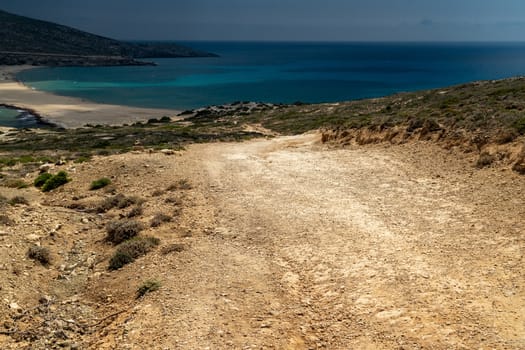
xmin=0 ymin=106 xmax=43 ymax=128
xmin=15 ymin=42 xmax=525 ymax=111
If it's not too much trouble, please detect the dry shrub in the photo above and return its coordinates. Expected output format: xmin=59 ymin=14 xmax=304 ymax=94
xmin=65 ymin=201 xmax=86 ymax=210
xmin=161 ymin=243 xmax=185 ymax=255
xmin=150 ymin=213 xmax=172 ymax=228
xmin=27 ymin=245 xmax=51 ymax=265
xmin=151 ymin=189 xmax=165 ymax=197
xmin=126 ymin=205 xmax=143 ymax=218
xmin=476 ymin=152 xmax=495 ymax=168
xmin=166 ymin=179 xmax=192 ymax=191
xmin=9 ymin=196 xmax=29 ymax=206
xmin=105 ymin=219 xmax=143 ymax=245
xmin=512 ymin=153 xmax=525 ymax=175
xmin=96 ymin=194 xmax=143 ymax=213
xmin=3 ymin=179 xmax=29 ymax=189
xmin=0 ymin=214 xmax=14 ymax=226
xmin=108 ymin=236 xmax=160 ymax=270
xmin=164 ymin=196 xmax=181 ymax=205
xmin=136 ymin=280 xmax=161 ymax=298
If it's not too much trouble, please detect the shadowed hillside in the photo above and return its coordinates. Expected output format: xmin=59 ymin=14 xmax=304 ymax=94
xmin=0 ymin=10 xmax=217 ymax=66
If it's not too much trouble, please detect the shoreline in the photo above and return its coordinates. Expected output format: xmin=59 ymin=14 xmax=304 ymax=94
xmin=0 ymin=65 xmax=181 ymax=128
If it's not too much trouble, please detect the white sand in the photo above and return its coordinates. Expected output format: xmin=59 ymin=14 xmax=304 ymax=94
xmin=0 ymin=65 xmax=180 ymax=128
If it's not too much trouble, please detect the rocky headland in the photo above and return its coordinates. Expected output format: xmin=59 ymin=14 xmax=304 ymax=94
xmin=0 ymin=10 xmax=217 ymax=67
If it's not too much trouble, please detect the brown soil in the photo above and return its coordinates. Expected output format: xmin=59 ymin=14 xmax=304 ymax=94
xmin=1 ymin=133 xmax=524 ymax=349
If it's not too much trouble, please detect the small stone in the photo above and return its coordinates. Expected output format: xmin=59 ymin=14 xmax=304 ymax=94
xmin=39 ymin=295 xmax=52 ymax=304
xmin=26 ymin=234 xmax=40 ymax=241
xmin=39 ymin=163 xmax=54 ymax=172
xmin=8 ymin=302 xmax=20 ymax=310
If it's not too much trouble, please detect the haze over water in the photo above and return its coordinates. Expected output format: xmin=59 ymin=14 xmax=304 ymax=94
xmin=17 ymin=42 xmax=525 ymax=110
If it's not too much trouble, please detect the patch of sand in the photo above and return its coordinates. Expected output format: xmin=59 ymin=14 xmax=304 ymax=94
xmin=0 ymin=65 xmax=180 ymax=128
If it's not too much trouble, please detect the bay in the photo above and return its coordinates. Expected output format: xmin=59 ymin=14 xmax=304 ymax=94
xmin=16 ymin=42 xmax=525 ymax=111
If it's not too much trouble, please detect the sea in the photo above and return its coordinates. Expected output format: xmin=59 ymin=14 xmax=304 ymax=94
xmin=11 ymin=41 xmax=525 ymax=118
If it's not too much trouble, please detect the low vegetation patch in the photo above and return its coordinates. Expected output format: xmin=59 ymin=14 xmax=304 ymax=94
xmin=40 ymin=171 xmax=70 ymax=192
xmin=27 ymin=245 xmax=51 ymax=265
xmin=164 ymin=196 xmax=181 ymax=205
xmin=9 ymin=196 xmax=29 ymax=206
xmin=0 ymin=214 xmax=14 ymax=226
xmin=161 ymin=243 xmax=185 ymax=255
xmin=150 ymin=213 xmax=172 ymax=227
xmin=151 ymin=189 xmax=165 ymax=197
xmin=34 ymin=172 xmax=53 ymax=187
xmin=513 ymin=117 xmax=525 ymax=134
xmin=126 ymin=205 xmax=143 ymax=218
xmin=512 ymin=154 xmax=525 ymax=174
xmin=3 ymin=178 xmax=29 ymax=189
xmin=476 ymin=152 xmax=495 ymax=169
xmin=108 ymin=236 xmax=160 ymax=270
xmin=106 ymin=219 xmax=143 ymax=245
xmin=136 ymin=279 xmax=161 ymax=299
xmin=89 ymin=177 xmax=111 ymax=190
xmin=167 ymin=179 xmax=192 ymax=191
xmin=95 ymin=193 xmax=143 ymax=213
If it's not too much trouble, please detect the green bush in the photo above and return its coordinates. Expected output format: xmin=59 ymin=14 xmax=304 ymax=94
xmin=136 ymin=280 xmax=161 ymax=298
xmin=41 ymin=171 xmax=70 ymax=192
xmin=27 ymin=245 xmax=51 ymax=265
xmin=105 ymin=219 xmax=143 ymax=244
xmin=108 ymin=236 xmax=160 ymax=270
xmin=34 ymin=172 xmax=53 ymax=187
xmin=90 ymin=177 xmax=111 ymax=190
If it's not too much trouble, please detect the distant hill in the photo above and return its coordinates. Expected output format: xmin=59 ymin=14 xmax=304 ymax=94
xmin=0 ymin=10 xmax=217 ymax=66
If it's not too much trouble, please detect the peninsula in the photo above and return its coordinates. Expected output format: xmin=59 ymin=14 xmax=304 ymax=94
xmin=0 ymin=10 xmax=217 ymax=67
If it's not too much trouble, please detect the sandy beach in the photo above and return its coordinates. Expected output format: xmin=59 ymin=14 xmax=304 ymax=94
xmin=0 ymin=65 xmax=180 ymax=128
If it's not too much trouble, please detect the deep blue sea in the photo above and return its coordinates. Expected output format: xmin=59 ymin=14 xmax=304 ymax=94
xmin=16 ymin=42 xmax=525 ymax=111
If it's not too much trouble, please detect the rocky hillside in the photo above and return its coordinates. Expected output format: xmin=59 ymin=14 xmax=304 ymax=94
xmin=0 ymin=10 xmax=216 ymax=66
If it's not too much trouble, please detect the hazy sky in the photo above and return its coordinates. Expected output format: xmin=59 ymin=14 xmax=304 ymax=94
xmin=1 ymin=0 xmax=525 ymax=41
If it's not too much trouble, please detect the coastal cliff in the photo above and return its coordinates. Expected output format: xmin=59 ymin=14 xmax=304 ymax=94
xmin=0 ymin=10 xmax=217 ymax=66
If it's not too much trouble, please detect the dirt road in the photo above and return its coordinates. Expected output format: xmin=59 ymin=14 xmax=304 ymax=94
xmin=100 ymin=133 xmax=524 ymax=349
